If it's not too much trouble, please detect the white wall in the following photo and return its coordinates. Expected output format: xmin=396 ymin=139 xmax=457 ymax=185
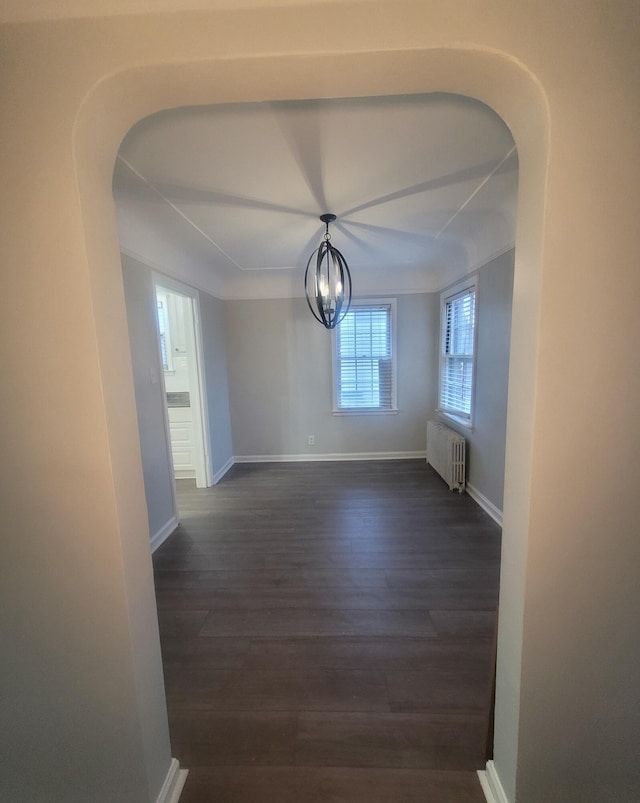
xmin=226 ymin=294 xmax=437 ymax=458
xmin=440 ymin=249 xmax=514 ymax=515
xmin=2 ymin=4 xmax=639 ymax=803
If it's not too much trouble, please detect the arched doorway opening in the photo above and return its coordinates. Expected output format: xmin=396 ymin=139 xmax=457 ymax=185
xmin=73 ymin=46 xmax=549 ymax=802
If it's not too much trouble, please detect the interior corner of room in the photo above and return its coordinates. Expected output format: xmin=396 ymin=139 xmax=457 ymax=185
xmin=118 ymin=96 xmax=516 ymax=549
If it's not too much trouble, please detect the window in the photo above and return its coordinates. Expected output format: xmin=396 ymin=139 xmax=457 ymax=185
xmin=333 ymin=300 xmax=397 ymax=413
xmin=156 ymin=295 xmax=173 ymax=371
xmin=439 ymin=279 xmax=477 ymax=422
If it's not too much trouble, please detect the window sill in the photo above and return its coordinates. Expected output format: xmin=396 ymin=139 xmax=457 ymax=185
xmin=332 ymin=408 xmax=399 ymax=416
xmin=437 ymin=410 xmax=474 ymax=431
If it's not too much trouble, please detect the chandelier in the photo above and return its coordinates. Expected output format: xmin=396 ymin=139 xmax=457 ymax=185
xmin=304 ymin=213 xmax=352 ymax=329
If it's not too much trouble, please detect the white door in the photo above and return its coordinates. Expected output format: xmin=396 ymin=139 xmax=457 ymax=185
xmin=155 ymin=281 xmax=212 ymax=488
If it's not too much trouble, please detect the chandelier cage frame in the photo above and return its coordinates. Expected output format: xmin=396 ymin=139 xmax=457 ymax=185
xmin=304 ymin=213 xmax=352 ymax=330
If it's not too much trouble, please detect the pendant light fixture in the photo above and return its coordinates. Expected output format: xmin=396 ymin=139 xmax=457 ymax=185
xmin=304 ymin=213 xmax=352 ymax=329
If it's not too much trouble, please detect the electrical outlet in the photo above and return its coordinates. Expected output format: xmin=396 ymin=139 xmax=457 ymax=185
xmin=307 ymin=435 xmax=315 ymax=446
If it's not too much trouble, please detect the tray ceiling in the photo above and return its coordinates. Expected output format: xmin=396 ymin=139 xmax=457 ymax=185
xmin=113 ymin=93 xmax=517 ymax=298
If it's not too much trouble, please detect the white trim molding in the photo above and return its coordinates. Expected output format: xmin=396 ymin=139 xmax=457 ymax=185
xmin=150 ymin=516 xmax=179 ymax=553
xmin=331 ymin=298 xmax=398 ymax=415
xmin=438 ymin=275 xmax=478 ymax=425
xmin=234 ymin=451 xmax=426 ymax=463
xmin=478 ymin=761 xmax=510 ymax=803
xmin=466 ymin=483 xmax=503 ymax=527
xmin=155 ymin=758 xmax=188 ymax=803
xmin=212 ymin=455 xmax=235 ymax=484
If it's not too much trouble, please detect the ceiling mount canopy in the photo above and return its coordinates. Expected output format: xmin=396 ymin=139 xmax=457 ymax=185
xmin=304 ymin=214 xmax=352 ymax=330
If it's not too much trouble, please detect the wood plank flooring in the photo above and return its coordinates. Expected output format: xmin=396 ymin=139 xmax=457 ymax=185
xmin=153 ymin=460 xmax=500 ymax=802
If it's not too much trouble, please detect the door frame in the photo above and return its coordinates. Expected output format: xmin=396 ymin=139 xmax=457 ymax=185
xmin=153 ymin=273 xmax=213 ymax=490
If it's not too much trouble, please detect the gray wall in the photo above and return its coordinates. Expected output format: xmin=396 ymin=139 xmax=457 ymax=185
xmin=226 ymin=294 xmax=438 ymax=458
xmin=122 ymin=255 xmax=176 ymax=539
xmin=439 ymin=250 xmax=514 ymax=513
xmin=124 ymin=248 xmax=512 ymax=520
xmin=225 ymin=273 xmax=512 ymax=517
xmin=122 ymin=255 xmax=234 ymax=543
xmin=199 ymin=292 xmax=234 ymax=477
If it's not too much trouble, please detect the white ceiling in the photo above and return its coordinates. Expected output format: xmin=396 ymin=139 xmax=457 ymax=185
xmin=113 ymin=93 xmax=518 ymax=299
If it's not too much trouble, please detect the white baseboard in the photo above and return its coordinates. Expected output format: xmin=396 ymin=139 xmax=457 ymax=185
xmin=466 ymin=483 xmax=503 ymax=527
xmin=212 ymin=455 xmax=234 ymax=484
xmin=234 ymin=451 xmax=426 ymax=463
xmin=150 ymin=516 xmax=178 ymax=553
xmin=155 ymin=758 xmax=188 ymax=803
xmin=477 ymin=761 xmax=509 ymax=803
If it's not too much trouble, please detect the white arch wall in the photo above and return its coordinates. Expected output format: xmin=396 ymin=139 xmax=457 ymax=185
xmin=1 ymin=4 xmax=639 ymax=802
xmin=75 ymin=47 xmax=547 ymax=803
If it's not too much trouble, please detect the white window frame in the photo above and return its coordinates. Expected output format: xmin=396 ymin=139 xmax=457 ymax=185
xmin=437 ymin=277 xmax=478 ymax=429
xmin=331 ymin=298 xmax=398 ymax=415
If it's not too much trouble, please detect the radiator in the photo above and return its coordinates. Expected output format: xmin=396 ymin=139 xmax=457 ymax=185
xmin=426 ymin=420 xmax=466 ymax=493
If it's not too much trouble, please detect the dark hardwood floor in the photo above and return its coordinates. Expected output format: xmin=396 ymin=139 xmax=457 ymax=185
xmin=153 ymin=460 xmax=500 ymax=802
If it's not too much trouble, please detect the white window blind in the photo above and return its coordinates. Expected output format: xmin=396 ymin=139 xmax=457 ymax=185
xmin=439 ymin=284 xmax=476 ymax=418
xmin=334 ymin=303 xmax=395 ymax=411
